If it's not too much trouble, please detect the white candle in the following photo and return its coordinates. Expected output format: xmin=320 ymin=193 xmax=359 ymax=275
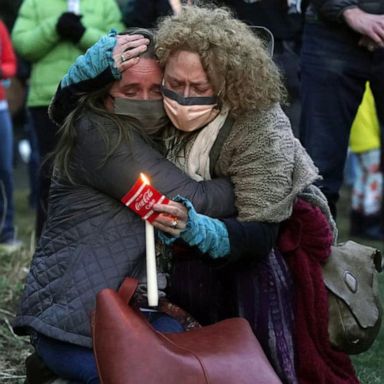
xmin=145 ymin=220 xmax=158 ymax=307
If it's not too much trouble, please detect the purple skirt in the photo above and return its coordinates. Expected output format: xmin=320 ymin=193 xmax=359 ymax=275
xmin=168 ymin=248 xmax=297 ymax=384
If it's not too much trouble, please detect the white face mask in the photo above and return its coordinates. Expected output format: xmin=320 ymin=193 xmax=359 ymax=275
xmin=161 ymin=86 xmax=220 ymax=132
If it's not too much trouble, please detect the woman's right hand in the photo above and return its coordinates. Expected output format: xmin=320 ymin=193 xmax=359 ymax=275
xmin=153 ymin=197 xmax=231 ymax=259
xmin=113 ymin=34 xmax=150 ymax=73
xmin=151 ymin=201 xmax=188 ymax=237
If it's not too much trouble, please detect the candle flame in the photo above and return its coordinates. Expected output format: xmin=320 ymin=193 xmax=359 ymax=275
xmin=140 ymin=173 xmax=151 ymax=185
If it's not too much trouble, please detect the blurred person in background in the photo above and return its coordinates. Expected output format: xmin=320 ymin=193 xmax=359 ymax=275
xmin=122 ymin=0 xmax=192 ymax=28
xmin=11 ymin=0 xmax=125 ymax=239
xmin=222 ymin=0 xmax=307 ymax=137
xmin=349 ymin=82 xmax=383 ymax=240
xmin=299 ymin=0 xmax=384 ymax=219
xmin=0 ymin=19 xmax=20 ymax=252
xmin=0 ymin=0 xmax=39 ymax=212
xmin=0 ymin=0 xmax=22 ymax=31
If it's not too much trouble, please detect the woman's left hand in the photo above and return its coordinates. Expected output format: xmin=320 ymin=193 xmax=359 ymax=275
xmin=151 ymin=201 xmax=188 ymax=237
xmin=113 ymin=34 xmax=149 ymax=73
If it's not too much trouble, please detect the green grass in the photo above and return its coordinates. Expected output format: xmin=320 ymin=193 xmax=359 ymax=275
xmin=0 ymin=188 xmax=35 ymax=383
xmin=0 ymin=185 xmax=383 ymax=383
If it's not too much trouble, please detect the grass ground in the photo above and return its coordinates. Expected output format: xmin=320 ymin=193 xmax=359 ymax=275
xmin=0 ymin=179 xmax=383 ymax=383
xmin=0 ymin=187 xmax=34 ymax=382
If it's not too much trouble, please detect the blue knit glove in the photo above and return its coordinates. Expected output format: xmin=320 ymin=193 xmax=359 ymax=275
xmin=158 ymin=196 xmax=230 ymax=259
xmin=61 ymin=30 xmax=120 ymax=88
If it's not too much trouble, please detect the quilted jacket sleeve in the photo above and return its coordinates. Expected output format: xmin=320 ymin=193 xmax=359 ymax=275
xmin=71 ymin=113 xmax=236 ymax=218
xmin=311 ymin=0 xmax=359 ymax=22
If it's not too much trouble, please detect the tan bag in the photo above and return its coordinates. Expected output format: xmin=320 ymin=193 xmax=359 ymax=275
xmin=92 ymin=277 xmax=282 ymax=384
xmin=322 ymin=240 xmax=382 ymax=354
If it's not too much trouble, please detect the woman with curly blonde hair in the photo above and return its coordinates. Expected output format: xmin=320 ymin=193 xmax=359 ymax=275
xmin=156 ymin=5 xmax=285 ymax=118
xmin=155 ymin=6 xmax=318 ymax=223
xmin=154 ymin=7 xmax=356 ymax=384
xmin=44 ymin=5 xmax=356 ymax=384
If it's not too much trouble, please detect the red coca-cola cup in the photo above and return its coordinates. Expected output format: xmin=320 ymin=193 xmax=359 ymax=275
xmin=121 ymin=173 xmax=170 ymax=223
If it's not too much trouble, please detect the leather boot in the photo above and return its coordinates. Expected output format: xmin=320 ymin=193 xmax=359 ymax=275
xmin=25 ymin=353 xmax=57 ymax=384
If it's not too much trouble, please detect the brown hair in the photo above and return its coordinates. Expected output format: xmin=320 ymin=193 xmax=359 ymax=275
xmin=52 ymin=86 xmax=132 ymax=184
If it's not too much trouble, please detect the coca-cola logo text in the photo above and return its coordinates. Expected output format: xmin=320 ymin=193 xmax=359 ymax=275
xmin=135 ymin=189 xmax=155 ymax=211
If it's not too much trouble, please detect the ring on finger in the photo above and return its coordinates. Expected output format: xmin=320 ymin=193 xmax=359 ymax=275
xmin=120 ymin=53 xmax=126 ymax=63
xmin=171 ymin=218 xmax=178 ymax=229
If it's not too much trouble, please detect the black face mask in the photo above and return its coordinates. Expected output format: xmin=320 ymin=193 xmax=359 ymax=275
xmin=113 ymin=98 xmax=170 ymax=135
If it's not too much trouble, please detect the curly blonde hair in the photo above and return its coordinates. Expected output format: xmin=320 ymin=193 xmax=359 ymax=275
xmin=155 ymin=5 xmax=286 ymax=117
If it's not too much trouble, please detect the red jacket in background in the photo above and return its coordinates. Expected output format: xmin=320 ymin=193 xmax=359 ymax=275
xmin=0 ymin=20 xmax=17 ymax=101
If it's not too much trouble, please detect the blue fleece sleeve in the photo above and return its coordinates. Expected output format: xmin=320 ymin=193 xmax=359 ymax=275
xmin=61 ymin=30 xmax=120 ymax=88
xmin=158 ymin=196 xmax=230 ymax=259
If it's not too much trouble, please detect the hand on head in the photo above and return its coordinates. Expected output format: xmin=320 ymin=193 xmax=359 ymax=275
xmin=151 ymin=201 xmax=188 ymax=237
xmin=113 ymin=34 xmax=150 ymax=73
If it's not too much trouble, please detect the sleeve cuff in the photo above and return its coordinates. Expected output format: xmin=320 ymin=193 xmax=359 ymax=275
xmin=61 ymin=30 xmax=120 ymax=88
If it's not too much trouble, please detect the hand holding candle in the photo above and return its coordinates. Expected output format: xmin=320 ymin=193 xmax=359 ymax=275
xmin=121 ymin=173 xmax=170 ymax=222
xmin=151 ymin=201 xmax=188 ymax=236
xmin=121 ymin=173 xmax=170 ymax=307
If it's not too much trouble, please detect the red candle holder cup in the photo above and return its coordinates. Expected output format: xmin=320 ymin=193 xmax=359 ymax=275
xmin=121 ymin=174 xmax=170 ymax=223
